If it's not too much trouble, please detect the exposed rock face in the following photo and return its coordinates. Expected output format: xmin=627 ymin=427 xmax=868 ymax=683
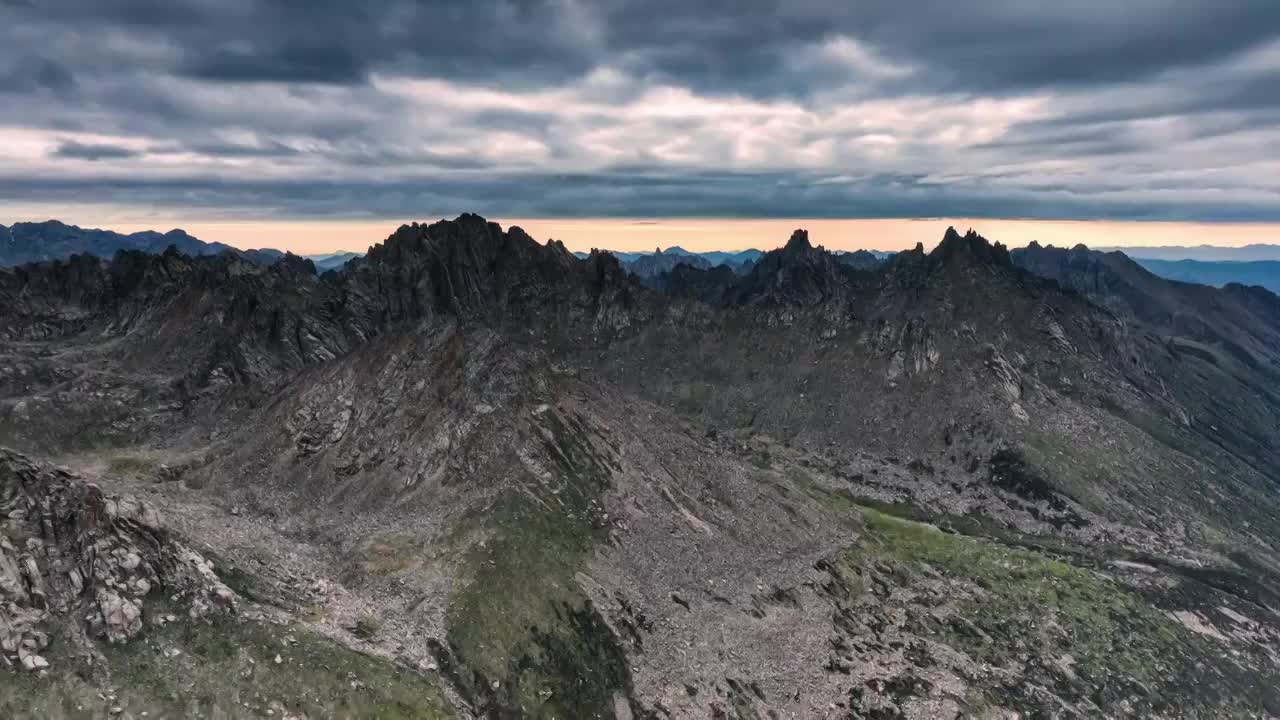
xmin=0 ymin=449 xmax=236 ymax=670
xmin=653 ymin=263 xmax=740 ymax=304
xmin=735 ymin=229 xmax=855 ymax=305
xmin=930 ymin=226 xmax=1011 ymax=268
xmin=1013 ymin=241 xmax=1280 ymax=364
xmin=1012 ymin=240 xmax=1280 ymax=480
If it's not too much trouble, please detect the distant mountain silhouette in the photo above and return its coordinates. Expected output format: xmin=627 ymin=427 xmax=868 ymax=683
xmin=1135 ymin=258 xmax=1280 ymax=293
xmin=0 ymin=219 xmax=367 ymax=271
xmin=0 ymin=220 xmax=240 ymax=266
xmin=1095 ymin=243 xmax=1280 ymax=262
xmin=307 ymin=250 xmax=363 ymax=272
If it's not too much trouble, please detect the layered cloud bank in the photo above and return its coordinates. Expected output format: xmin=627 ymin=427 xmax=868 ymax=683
xmin=2 ymin=1 xmax=1279 ymax=222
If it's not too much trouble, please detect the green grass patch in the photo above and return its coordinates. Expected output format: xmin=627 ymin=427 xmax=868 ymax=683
xmin=0 ymin=610 xmax=454 ymax=719
xmin=1015 ymin=433 xmax=1116 ymax=518
xmin=832 ymin=507 xmax=1280 ymax=716
xmin=439 ymin=409 xmax=634 ymax=718
xmin=194 ymin=547 xmax=279 ymax=606
xmin=105 ymin=453 xmax=159 ymax=479
xmin=789 ymin=465 xmax=929 ymax=530
xmin=444 ymin=502 xmax=628 ymax=717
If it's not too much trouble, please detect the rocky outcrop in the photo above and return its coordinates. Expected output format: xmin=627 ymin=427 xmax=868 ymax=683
xmin=929 ymin=226 xmax=1012 ymax=268
xmin=0 ymin=449 xmax=236 ymax=671
xmin=655 ymin=263 xmax=740 ymax=304
xmin=733 ymin=229 xmax=859 ymax=305
xmin=880 ymin=319 xmax=941 ymax=380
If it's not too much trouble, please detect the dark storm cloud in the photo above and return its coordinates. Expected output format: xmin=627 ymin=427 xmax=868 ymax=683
xmin=181 ymin=46 xmax=371 ymax=85
xmin=2 ymin=0 xmax=601 ymax=87
xmin=827 ymin=1 xmax=1280 ymax=93
xmin=8 ymin=1 xmax=1277 ymax=98
xmin=50 ymin=140 xmax=143 ymax=161
xmin=182 ymin=140 xmax=303 ymax=159
xmin=2 ymin=170 xmax=1274 ymax=222
xmin=1 ymin=0 xmax=1279 ymax=221
xmin=0 ymin=56 xmax=75 ymax=93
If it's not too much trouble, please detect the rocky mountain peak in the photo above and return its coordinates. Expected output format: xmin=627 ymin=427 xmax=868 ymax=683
xmin=272 ymin=252 xmax=318 ymax=276
xmin=929 ymin=227 xmax=1011 ymax=268
xmin=347 ymin=213 xmax=643 ymax=324
xmin=783 ymin=228 xmax=813 ymax=254
xmin=583 ymin=247 xmax=630 ymax=286
xmin=731 ymin=227 xmax=849 ymax=304
xmin=542 ymin=235 xmax=575 ymax=258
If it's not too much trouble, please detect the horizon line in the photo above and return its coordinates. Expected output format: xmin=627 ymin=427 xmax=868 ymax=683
xmin=4 ymin=215 xmax=1279 ymax=255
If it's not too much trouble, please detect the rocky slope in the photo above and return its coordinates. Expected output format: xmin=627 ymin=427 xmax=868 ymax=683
xmin=1012 ymin=242 xmax=1280 ymax=527
xmin=3 ymin=216 xmax=1280 ymax=718
xmin=1 ymin=448 xmax=237 ymax=670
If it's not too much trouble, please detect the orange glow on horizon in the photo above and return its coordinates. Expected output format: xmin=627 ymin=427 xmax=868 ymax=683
xmin=500 ymin=218 xmax=1280 ymax=255
xmin=4 ymin=211 xmax=1278 ymax=255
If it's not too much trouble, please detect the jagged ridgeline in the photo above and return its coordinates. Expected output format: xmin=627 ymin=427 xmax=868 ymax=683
xmin=3 ymin=214 xmax=1280 ymax=718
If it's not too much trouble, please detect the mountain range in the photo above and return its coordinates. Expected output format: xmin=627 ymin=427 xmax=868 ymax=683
xmin=0 ymin=220 xmax=357 ymax=273
xmin=1131 ymin=258 xmax=1280 ymax=293
xmin=3 ymin=214 xmax=1280 ymax=718
xmin=8 ymin=219 xmax=1280 ymax=294
xmin=1097 ymin=243 xmax=1280 ymax=262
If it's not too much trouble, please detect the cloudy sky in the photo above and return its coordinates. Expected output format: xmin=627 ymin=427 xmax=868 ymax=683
xmin=2 ymin=1 xmax=1279 ymax=251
